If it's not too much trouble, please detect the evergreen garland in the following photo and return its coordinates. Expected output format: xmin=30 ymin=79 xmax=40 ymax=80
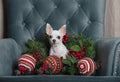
xmin=18 ymin=34 xmax=96 ymax=75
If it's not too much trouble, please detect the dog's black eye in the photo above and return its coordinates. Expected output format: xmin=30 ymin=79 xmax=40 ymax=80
xmin=49 ymin=35 xmax=52 ymax=39
xmin=57 ymin=36 xmax=61 ymax=39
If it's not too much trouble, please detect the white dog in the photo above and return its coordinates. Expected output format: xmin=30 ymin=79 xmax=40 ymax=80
xmin=46 ymin=23 xmax=68 ymax=59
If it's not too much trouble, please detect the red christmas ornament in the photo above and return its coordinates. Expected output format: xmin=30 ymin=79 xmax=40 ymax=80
xmin=43 ymin=56 xmax=62 ymax=74
xmin=77 ymin=57 xmax=96 ymax=76
xmin=18 ymin=54 xmax=37 ymax=75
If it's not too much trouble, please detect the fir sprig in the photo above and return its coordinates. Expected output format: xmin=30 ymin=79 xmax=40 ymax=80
xmin=23 ymin=39 xmax=48 ymax=58
xmin=65 ymin=34 xmax=96 ymax=59
xmin=62 ymin=55 xmax=79 ymax=75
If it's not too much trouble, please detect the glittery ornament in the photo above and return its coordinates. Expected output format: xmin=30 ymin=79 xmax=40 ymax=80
xmin=77 ymin=57 xmax=96 ymax=76
xmin=18 ymin=54 xmax=36 ymax=74
xmin=43 ymin=56 xmax=62 ymax=74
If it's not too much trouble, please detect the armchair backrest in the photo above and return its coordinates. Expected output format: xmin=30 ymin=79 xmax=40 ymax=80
xmin=5 ymin=0 xmax=106 ymax=50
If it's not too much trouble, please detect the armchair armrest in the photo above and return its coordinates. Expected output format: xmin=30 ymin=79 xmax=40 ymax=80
xmin=96 ymin=38 xmax=120 ymax=76
xmin=0 ymin=39 xmax=21 ymax=76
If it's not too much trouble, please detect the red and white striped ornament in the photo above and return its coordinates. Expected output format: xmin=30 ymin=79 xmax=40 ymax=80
xmin=43 ymin=56 xmax=62 ymax=74
xmin=18 ymin=54 xmax=37 ymax=74
xmin=77 ymin=57 xmax=96 ymax=76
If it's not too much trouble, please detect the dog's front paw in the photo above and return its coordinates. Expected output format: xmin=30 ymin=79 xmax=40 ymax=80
xmin=62 ymin=55 xmax=67 ymax=59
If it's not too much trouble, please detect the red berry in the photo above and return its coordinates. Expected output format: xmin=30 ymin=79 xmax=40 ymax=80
xmin=19 ymin=66 xmax=27 ymax=75
xmin=35 ymin=52 xmax=41 ymax=55
xmin=41 ymin=65 xmax=48 ymax=71
xmin=62 ymin=34 xmax=69 ymax=43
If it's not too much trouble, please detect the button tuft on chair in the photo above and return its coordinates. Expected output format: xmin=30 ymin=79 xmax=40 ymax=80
xmin=31 ymin=5 xmax=35 ymax=9
xmin=88 ymin=20 xmax=91 ymax=24
xmin=67 ymin=21 xmax=70 ymax=25
xmin=22 ymin=22 xmax=25 ymax=26
xmin=54 ymin=5 xmax=57 ymax=9
xmin=78 ymin=4 xmax=81 ymax=7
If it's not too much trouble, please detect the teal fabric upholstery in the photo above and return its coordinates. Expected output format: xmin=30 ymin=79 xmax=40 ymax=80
xmin=5 ymin=0 xmax=105 ymax=49
xmin=96 ymin=38 xmax=120 ymax=76
xmin=0 ymin=39 xmax=21 ymax=75
xmin=1 ymin=0 xmax=120 ymax=82
xmin=0 ymin=76 xmax=120 ymax=82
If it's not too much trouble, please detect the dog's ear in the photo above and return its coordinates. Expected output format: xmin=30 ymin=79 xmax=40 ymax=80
xmin=46 ymin=23 xmax=53 ymax=35
xmin=59 ymin=25 xmax=66 ymax=36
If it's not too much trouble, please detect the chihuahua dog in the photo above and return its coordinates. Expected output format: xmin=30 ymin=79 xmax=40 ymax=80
xmin=46 ymin=23 xmax=68 ymax=59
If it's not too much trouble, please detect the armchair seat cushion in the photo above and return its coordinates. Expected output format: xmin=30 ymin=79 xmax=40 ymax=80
xmin=0 ymin=76 xmax=120 ymax=82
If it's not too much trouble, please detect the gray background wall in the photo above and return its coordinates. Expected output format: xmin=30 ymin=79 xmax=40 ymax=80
xmin=0 ymin=0 xmax=120 ymax=38
xmin=105 ymin=0 xmax=120 ymax=38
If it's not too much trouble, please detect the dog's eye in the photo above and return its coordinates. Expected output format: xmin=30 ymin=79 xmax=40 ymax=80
xmin=57 ymin=36 xmax=61 ymax=39
xmin=49 ymin=35 xmax=52 ymax=39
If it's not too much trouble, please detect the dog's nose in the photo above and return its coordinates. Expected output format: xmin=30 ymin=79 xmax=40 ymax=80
xmin=53 ymin=39 xmax=56 ymax=43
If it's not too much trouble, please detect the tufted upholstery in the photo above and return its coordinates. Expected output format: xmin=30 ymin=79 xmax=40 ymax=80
xmin=1 ymin=0 xmax=120 ymax=82
xmin=5 ymin=0 xmax=105 ymax=50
